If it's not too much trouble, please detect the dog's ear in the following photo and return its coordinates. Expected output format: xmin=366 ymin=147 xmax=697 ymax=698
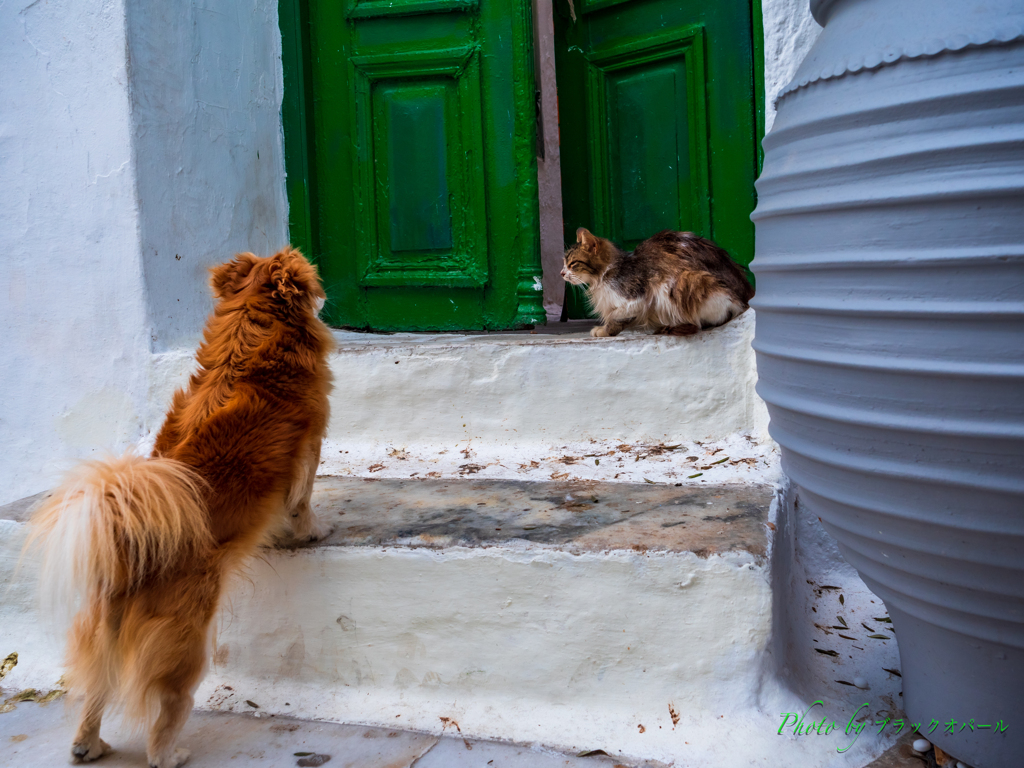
xmin=266 ymin=248 xmax=318 ymax=305
xmin=210 ymin=253 xmax=260 ymax=299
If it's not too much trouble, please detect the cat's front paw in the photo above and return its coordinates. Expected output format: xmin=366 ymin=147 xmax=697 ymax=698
xmin=590 ymin=325 xmax=611 ymax=337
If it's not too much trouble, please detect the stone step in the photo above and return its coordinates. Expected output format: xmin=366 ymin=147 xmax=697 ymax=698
xmin=0 ymin=475 xmax=898 ymax=767
xmin=301 ymin=476 xmax=771 ymax=553
xmin=144 ymin=311 xmax=768 ymax=469
xmin=200 ymin=477 xmax=779 ymax=766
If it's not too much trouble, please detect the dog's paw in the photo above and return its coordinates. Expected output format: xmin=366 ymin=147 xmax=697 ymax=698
xmin=292 ymin=512 xmax=332 ymax=543
xmin=71 ymin=738 xmax=111 ymax=762
xmin=590 ymin=325 xmax=611 ymax=337
xmin=149 ymin=747 xmax=190 ymax=768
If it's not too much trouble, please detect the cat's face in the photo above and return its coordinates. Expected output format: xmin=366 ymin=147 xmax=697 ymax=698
xmin=561 ymin=228 xmax=604 ymax=285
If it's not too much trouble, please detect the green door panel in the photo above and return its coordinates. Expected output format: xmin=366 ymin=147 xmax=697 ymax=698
xmin=589 ymin=28 xmax=710 ymax=247
xmin=555 ymin=0 xmax=761 ymax=318
xmin=382 ymin=85 xmax=454 ymax=253
xmin=281 ymin=0 xmax=545 ymax=330
xmin=354 ymin=46 xmax=488 ymax=287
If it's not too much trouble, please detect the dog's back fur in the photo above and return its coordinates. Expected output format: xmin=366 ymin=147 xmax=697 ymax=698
xmin=27 ymin=247 xmax=333 ymax=768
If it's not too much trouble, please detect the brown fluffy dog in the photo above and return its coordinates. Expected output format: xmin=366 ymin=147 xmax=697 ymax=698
xmin=27 ymin=248 xmax=334 ymax=767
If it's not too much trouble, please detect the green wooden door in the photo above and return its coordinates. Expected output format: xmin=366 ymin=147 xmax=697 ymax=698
xmin=282 ymin=0 xmax=545 ymax=331
xmin=554 ymin=0 xmax=761 ymax=317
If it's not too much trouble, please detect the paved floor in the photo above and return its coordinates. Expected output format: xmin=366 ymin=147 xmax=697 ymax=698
xmin=865 ymin=732 xmax=943 ymax=768
xmin=0 ymin=698 xmax=650 ymax=768
xmin=0 ymin=697 xmax=945 ymax=768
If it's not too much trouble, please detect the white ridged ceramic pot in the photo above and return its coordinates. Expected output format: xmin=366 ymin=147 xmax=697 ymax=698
xmin=752 ymin=2 xmax=1024 ymax=766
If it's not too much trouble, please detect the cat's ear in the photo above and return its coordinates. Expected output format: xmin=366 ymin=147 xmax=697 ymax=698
xmin=576 ymin=228 xmax=598 ymax=253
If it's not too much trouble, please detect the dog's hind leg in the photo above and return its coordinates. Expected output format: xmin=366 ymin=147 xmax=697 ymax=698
xmin=137 ymin=601 xmax=211 ymax=768
xmin=71 ymin=688 xmax=112 ymax=763
xmin=146 ymin=689 xmax=193 ymax=768
xmin=68 ymin=612 xmax=113 ymax=762
xmin=286 ymin=438 xmax=330 ymax=542
xmin=144 ymin=634 xmax=205 ymax=768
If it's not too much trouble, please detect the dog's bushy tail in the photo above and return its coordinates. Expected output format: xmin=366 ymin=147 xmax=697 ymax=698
xmin=26 ymin=453 xmax=213 ymax=621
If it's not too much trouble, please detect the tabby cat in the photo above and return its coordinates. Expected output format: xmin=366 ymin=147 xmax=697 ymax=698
xmin=561 ymin=228 xmax=754 ymax=337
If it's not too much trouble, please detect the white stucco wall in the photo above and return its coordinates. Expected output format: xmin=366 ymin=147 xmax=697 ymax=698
xmin=0 ymin=0 xmax=151 ymax=506
xmin=761 ymin=0 xmax=822 ymax=133
xmin=127 ymin=0 xmax=290 ymax=351
xmin=0 ymin=0 xmax=289 ymax=506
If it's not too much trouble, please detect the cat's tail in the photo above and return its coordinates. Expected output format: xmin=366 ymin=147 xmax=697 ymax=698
xmin=25 ymin=452 xmax=213 ymax=621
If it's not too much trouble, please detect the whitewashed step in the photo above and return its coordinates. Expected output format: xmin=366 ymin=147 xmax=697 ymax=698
xmin=0 ymin=476 xmax=897 ymax=767
xmin=144 ymin=311 xmax=768 ymax=465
